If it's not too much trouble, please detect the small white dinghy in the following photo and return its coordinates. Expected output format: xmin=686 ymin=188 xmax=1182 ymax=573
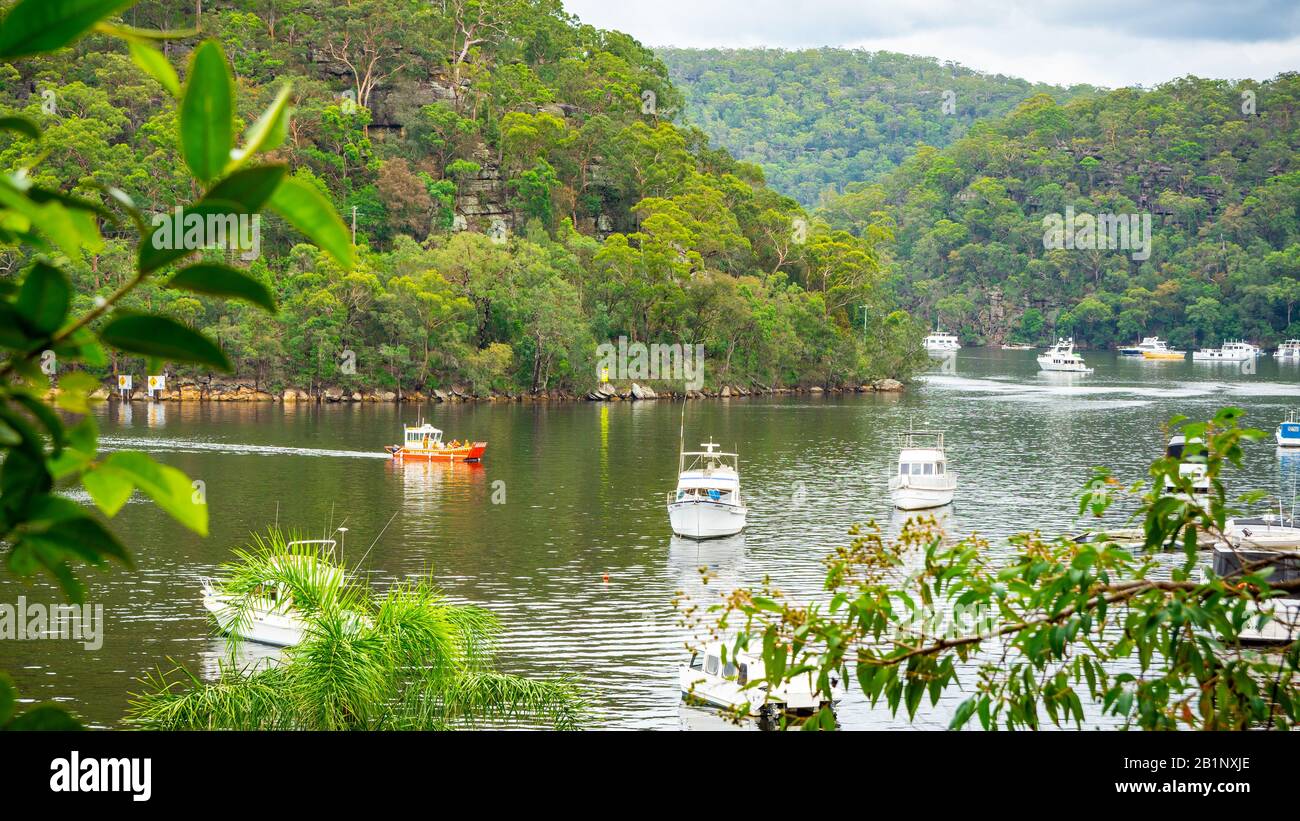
xmin=888 ymin=428 xmax=957 ymax=510
xmin=679 ymin=640 xmax=830 ymax=718
xmin=201 ymin=538 xmax=347 ymax=647
xmin=667 ymin=439 xmax=748 ymax=539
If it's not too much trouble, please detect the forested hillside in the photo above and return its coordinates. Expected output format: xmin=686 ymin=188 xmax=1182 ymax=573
xmin=0 ymin=0 xmax=922 ymax=398
xmin=817 ymin=77 xmax=1300 ymax=349
xmin=659 ymin=47 xmax=1098 ymax=206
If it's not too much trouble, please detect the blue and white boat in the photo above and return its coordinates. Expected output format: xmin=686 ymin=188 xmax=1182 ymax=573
xmin=1278 ymin=412 xmax=1300 ymax=448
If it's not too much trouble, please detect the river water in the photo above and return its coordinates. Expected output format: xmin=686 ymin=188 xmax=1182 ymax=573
xmin=5 ymin=348 xmax=1300 ymax=729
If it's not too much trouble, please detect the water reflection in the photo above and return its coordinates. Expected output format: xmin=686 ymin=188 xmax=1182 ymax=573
xmin=198 ymin=637 xmax=285 ymax=681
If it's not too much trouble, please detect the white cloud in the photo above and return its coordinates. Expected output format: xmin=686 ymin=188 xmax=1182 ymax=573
xmin=564 ymin=0 xmax=1300 ymax=87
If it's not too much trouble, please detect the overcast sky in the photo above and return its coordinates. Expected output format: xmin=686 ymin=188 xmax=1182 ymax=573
xmin=563 ymin=0 xmax=1300 ymax=88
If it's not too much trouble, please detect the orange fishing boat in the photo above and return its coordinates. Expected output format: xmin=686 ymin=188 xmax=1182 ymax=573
xmin=385 ymin=423 xmax=487 ymax=462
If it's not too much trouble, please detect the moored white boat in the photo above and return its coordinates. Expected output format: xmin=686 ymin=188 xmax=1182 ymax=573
xmin=1162 ymin=434 xmax=1211 ymax=505
xmin=1192 ymin=341 xmax=1254 ymax=362
xmin=1120 ymin=336 xmax=1181 ymax=358
xmin=201 ymin=538 xmax=357 ymax=647
xmin=679 ymin=639 xmax=830 ymax=717
xmin=1037 ymin=338 xmax=1093 ymax=373
xmin=923 ymin=329 xmax=961 ymax=353
xmin=667 ymin=439 xmax=747 ymax=539
xmin=888 ymin=428 xmax=957 ymax=510
xmin=1276 ymin=339 xmax=1300 ymax=359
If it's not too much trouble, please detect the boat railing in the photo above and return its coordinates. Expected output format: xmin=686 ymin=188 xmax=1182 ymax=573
xmin=896 ymin=429 xmax=945 ymax=450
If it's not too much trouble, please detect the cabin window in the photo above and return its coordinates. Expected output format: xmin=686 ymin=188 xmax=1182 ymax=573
xmin=911 ymin=464 xmax=924 ymax=475
xmin=936 ymin=462 xmax=945 ymax=474
xmin=898 ymin=463 xmax=909 ymax=475
xmin=738 ymin=663 xmax=748 ymax=686
xmin=689 ymin=653 xmax=703 ymax=671
xmin=722 ymin=660 xmax=736 ymax=678
xmin=705 ymin=655 xmax=719 ymax=676
xmin=676 ymin=491 xmax=686 ymax=501
xmin=923 ymin=463 xmax=933 ymax=475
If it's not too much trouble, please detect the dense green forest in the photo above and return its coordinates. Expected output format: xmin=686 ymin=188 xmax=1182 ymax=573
xmin=659 ymin=47 xmax=1099 ymax=207
xmin=815 ymin=77 xmax=1300 ymax=349
xmin=0 ymin=0 xmax=923 ymax=397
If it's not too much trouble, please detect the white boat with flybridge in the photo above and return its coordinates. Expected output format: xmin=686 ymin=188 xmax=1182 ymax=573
xmin=923 ymin=329 xmax=961 ymax=353
xmin=888 ymin=427 xmax=957 ymax=510
xmin=1037 ymin=338 xmax=1093 ymax=373
xmin=667 ymin=439 xmax=748 ymax=539
xmin=680 ymin=639 xmax=831 ymax=718
xmin=1162 ymin=434 xmax=1210 ymax=505
xmin=1192 ymin=341 xmax=1255 ymax=362
xmin=1118 ymin=336 xmax=1180 ymax=358
xmin=1277 ymin=340 xmax=1300 ymax=359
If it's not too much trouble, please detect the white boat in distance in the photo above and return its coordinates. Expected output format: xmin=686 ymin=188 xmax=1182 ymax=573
xmin=201 ymin=539 xmax=345 ymax=647
xmin=680 ymin=639 xmax=830 ymax=717
xmin=1276 ymin=339 xmax=1300 ymax=359
xmin=1037 ymin=338 xmax=1093 ymax=373
xmin=888 ymin=428 xmax=957 ymax=510
xmin=1192 ymin=341 xmax=1255 ymax=362
xmin=667 ymin=439 xmax=748 ymax=539
xmin=1118 ymin=336 xmax=1174 ymax=356
xmin=923 ymin=329 xmax=961 ymax=353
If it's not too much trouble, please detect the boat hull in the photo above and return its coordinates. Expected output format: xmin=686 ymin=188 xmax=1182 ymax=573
xmin=203 ymin=595 xmax=306 ymax=647
xmin=668 ymin=499 xmax=747 ymax=539
xmin=889 ymin=485 xmax=955 ymax=510
xmin=678 ymin=668 xmax=825 ymax=715
xmin=1142 ymin=350 xmax=1184 ymax=360
xmin=387 ymin=441 xmax=487 ymax=462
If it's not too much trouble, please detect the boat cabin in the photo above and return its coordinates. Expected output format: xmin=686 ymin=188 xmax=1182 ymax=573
xmin=403 ymin=423 xmax=444 ymax=449
xmin=895 ymin=431 xmax=948 ymax=477
xmin=675 ymin=440 xmax=741 ymax=504
xmin=1164 ymin=435 xmax=1210 ymax=497
xmin=1279 ymin=412 xmax=1300 ymax=446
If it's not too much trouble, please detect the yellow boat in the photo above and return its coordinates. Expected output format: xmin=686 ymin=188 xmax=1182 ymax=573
xmin=1142 ymin=349 xmax=1185 ymax=360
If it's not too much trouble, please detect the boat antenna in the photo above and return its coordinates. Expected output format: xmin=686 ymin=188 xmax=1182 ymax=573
xmin=678 ymin=397 xmax=686 ymax=473
xmin=353 ymin=511 xmax=399 ymax=571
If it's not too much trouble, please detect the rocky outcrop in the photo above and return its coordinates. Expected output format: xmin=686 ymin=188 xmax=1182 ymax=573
xmin=872 ymin=378 xmax=905 ymax=392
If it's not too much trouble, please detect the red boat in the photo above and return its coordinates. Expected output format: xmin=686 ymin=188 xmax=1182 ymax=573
xmin=385 ymin=423 xmax=487 ymax=462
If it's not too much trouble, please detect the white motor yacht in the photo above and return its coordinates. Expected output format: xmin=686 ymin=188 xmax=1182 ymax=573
xmin=923 ymin=329 xmax=961 ymax=353
xmin=1276 ymin=340 xmax=1300 ymax=359
xmin=667 ymin=439 xmax=748 ymax=539
xmin=1192 ymin=341 xmax=1254 ymax=362
xmin=1037 ymin=338 xmax=1093 ymax=373
xmin=1162 ymin=434 xmax=1211 ymax=505
xmin=888 ymin=428 xmax=957 ymax=510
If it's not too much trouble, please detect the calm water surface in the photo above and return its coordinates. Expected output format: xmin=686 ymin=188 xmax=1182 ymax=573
xmin=6 ymin=349 xmax=1300 ymax=729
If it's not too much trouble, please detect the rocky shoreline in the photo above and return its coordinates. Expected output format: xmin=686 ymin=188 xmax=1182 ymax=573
xmin=89 ymin=378 xmax=906 ymax=403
